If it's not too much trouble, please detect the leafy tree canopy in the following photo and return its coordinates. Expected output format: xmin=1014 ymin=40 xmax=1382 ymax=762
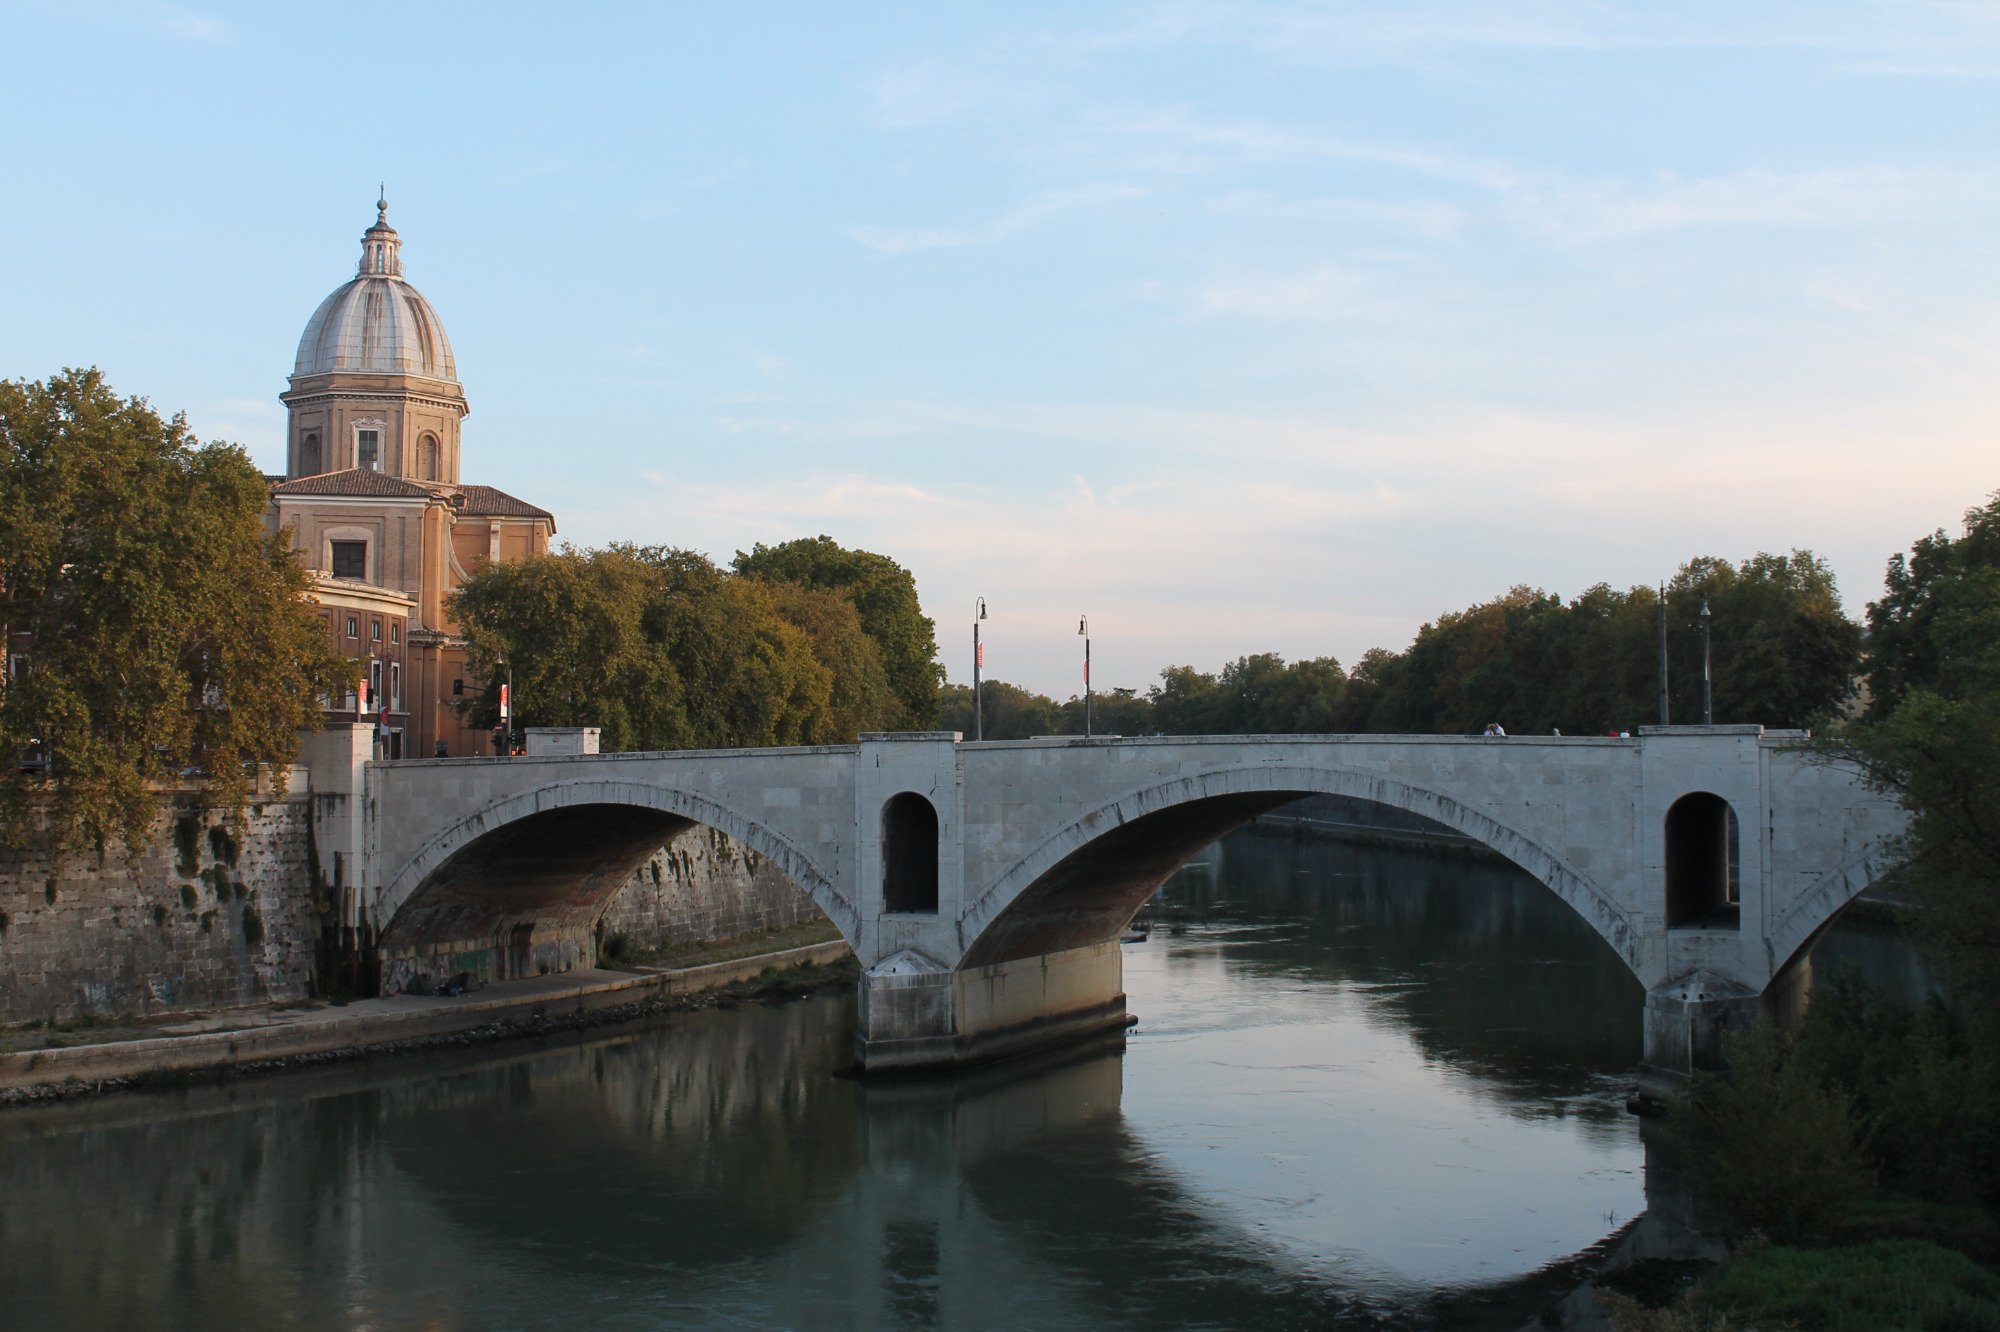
xmin=731 ymin=536 xmax=942 ymax=729
xmin=451 ymin=543 xmax=906 ymax=751
xmin=1834 ymin=493 xmax=2000 ymax=1020
xmin=939 ymin=679 xmax=1061 ymax=740
xmin=0 ymin=368 xmax=352 ymax=856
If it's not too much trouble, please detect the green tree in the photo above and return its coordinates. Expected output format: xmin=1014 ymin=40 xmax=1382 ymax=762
xmin=1833 ymin=493 xmax=2000 ymax=1020
xmin=732 ymin=536 xmax=942 ymax=729
xmin=0 ymin=369 xmax=352 ymax=856
xmin=1665 ymin=550 xmax=1861 ymax=728
xmin=1674 ymin=1024 xmax=1874 ymax=1243
xmin=1864 ymin=491 xmax=2000 ymax=719
xmin=939 ymin=679 xmax=1061 ymax=740
xmin=1149 ymin=664 xmax=1220 ymax=734
xmin=449 ymin=545 xmax=683 ymax=751
xmin=453 ymin=544 xmax=899 ymax=752
xmin=1348 ymin=554 xmax=1858 ymax=736
xmin=635 ymin=546 xmax=829 ymax=749
xmin=749 ymin=579 xmax=899 ymax=743
xmin=1058 ymin=685 xmax=1156 ymax=736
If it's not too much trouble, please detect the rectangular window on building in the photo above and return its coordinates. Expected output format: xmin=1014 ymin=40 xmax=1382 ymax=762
xmin=331 ymin=541 xmax=367 ymax=579
xmin=371 ymin=621 xmax=382 ymax=642
xmin=370 ymin=658 xmax=383 ymax=702
xmin=357 ymin=430 xmax=380 ymax=471
xmin=391 ymin=623 xmax=401 ymax=645
xmin=345 ymin=617 xmax=359 ymax=639
xmin=391 ymin=663 xmax=401 ymax=711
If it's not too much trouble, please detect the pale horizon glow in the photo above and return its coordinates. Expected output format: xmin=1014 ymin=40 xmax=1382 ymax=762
xmin=5 ymin=2 xmax=1997 ymax=699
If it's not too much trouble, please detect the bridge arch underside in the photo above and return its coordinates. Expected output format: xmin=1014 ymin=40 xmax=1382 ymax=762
xmin=379 ymin=805 xmax=700 ymax=990
xmin=960 ymin=768 xmax=1643 ymax=986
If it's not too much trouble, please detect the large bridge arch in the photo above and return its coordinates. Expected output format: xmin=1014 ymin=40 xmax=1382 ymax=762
xmin=376 ymin=779 xmax=855 ymax=965
xmin=961 ymin=763 xmax=1645 ymax=983
xmin=1763 ymin=844 xmax=1902 ymax=979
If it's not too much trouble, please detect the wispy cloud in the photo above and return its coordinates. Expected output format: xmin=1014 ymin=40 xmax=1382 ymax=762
xmin=150 ymin=3 xmax=232 ymax=42
xmin=850 ymin=182 xmax=1147 ymax=254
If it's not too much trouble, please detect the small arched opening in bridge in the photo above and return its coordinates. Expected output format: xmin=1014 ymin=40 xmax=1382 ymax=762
xmin=1664 ymin=792 xmax=1740 ymax=929
xmin=378 ymin=799 xmax=834 ymax=995
xmin=882 ymin=792 xmax=940 ymax=914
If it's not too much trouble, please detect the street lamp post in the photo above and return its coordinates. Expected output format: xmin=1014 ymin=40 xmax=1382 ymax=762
xmin=1656 ymin=583 xmax=1670 ymax=727
xmin=1078 ymin=615 xmax=1091 ymax=738
xmin=1699 ymin=599 xmax=1713 ymax=726
xmin=972 ymin=597 xmax=987 ymax=742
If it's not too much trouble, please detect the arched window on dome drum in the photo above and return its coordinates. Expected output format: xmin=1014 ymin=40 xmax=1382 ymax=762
xmin=300 ymin=433 xmax=321 ymax=476
xmin=420 ymin=435 xmax=439 ymax=481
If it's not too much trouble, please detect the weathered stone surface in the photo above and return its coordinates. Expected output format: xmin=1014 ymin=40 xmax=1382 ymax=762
xmin=0 ymin=797 xmax=319 ymax=1023
xmin=598 ymin=825 xmax=826 ymax=954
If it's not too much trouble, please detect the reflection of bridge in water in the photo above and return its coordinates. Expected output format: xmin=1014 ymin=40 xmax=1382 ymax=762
xmin=317 ymin=725 xmax=1902 ymax=1079
xmin=0 ymin=982 xmax=1693 ymax=1329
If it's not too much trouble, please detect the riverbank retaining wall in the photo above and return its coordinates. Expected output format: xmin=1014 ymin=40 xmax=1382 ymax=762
xmin=0 ymin=790 xmax=321 ymax=1025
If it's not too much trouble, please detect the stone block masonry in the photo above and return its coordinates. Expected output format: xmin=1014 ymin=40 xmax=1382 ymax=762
xmin=597 ymin=825 xmax=827 ymax=954
xmin=0 ymin=795 xmax=320 ymax=1024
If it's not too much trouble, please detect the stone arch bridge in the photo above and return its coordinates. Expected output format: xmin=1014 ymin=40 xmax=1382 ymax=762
xmin=313 ymin=726 xmax=1904 ymax=1080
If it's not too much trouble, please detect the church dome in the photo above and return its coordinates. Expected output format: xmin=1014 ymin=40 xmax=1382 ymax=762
xmin=292 ymin=199 xmax=457 ymax=382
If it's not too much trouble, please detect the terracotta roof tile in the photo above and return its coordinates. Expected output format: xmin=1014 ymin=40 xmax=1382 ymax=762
xmin=454 ymin=485 xmax=554 ymax=523
xmin=272 ymin=468 xmax=436 ymax=499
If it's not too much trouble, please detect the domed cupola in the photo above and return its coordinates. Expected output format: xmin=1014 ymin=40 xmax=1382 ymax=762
xmin=282 ymin=195 xmax=468 ymax=484
xmin=292 ymin=196 xmax=458 ymax=382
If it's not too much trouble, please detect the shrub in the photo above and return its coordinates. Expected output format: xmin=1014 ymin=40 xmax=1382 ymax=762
xmin=1673 ymin=1023 xmax=1873 ymax=1243
xmin=1790 ymin=976 xmax=2000 ymax=1209
xmin=1700 ymin=1239 xmax=2000 ymax=1331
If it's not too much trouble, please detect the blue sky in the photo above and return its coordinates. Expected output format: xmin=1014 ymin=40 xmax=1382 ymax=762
xmin=6 ymin=2 xmax=1999 ymax=699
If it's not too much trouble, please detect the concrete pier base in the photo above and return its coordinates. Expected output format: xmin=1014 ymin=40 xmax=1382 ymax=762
xmin=1638 ymin=969 xmax=1762 ymax=1101
xmin=855 ymin=940 xmax=1128 ymax=1074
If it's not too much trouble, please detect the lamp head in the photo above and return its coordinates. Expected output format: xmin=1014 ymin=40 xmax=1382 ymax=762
xmin=976 ymin=597 xmax=987 ymax=620
xmin=1077 ymin=616 xmax=1087 ymax=635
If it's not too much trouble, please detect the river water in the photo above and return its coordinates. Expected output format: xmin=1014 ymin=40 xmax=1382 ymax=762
xmin=0 ymin=826 xmax=1903 ymax=1330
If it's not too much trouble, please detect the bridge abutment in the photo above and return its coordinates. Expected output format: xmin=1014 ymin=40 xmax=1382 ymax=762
xmin=855 ymin=942 xmax=1128 ymax=1074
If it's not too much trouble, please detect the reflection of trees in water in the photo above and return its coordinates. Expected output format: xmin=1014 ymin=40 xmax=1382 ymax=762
xmin=0 ymin=999 xmax=861 ymax=1325
xmin=0 ymin=1081 xmax=390 ymax=1329
xmin=1169 ymin=828 xmax=1644 ymax=1110
xmin=379 ymin=998 xmax=862 ymax=1274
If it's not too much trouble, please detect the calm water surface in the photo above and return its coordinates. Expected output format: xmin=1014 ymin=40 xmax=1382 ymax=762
xmin=2 ymin=827 xmax=1830 ymax=1330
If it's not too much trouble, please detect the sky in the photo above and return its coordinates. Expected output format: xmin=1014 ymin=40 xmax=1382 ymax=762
xmin=5 ymin=2 xmax=1998 ymax=699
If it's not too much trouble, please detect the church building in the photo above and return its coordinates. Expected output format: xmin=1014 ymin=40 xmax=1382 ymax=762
xmin=267 ymin=199 xmax=554 ymax=759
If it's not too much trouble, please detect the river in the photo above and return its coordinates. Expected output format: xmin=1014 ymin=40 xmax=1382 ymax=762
xmin=0 ymin=824 xmax=1906 ymax=1330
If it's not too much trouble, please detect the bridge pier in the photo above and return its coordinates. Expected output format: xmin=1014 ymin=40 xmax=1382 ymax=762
xmin=1639 ymin=971 xmax=1762 ymax=1099
xmin=855 ymin=942 xmax=1128 ymax=1074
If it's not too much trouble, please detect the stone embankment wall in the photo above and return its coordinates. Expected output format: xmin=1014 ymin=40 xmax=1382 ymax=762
xmin=0 ymin=794 xmax=321 ymax=1024
xmin=598 ymin=827 xmax=826 ymax=953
